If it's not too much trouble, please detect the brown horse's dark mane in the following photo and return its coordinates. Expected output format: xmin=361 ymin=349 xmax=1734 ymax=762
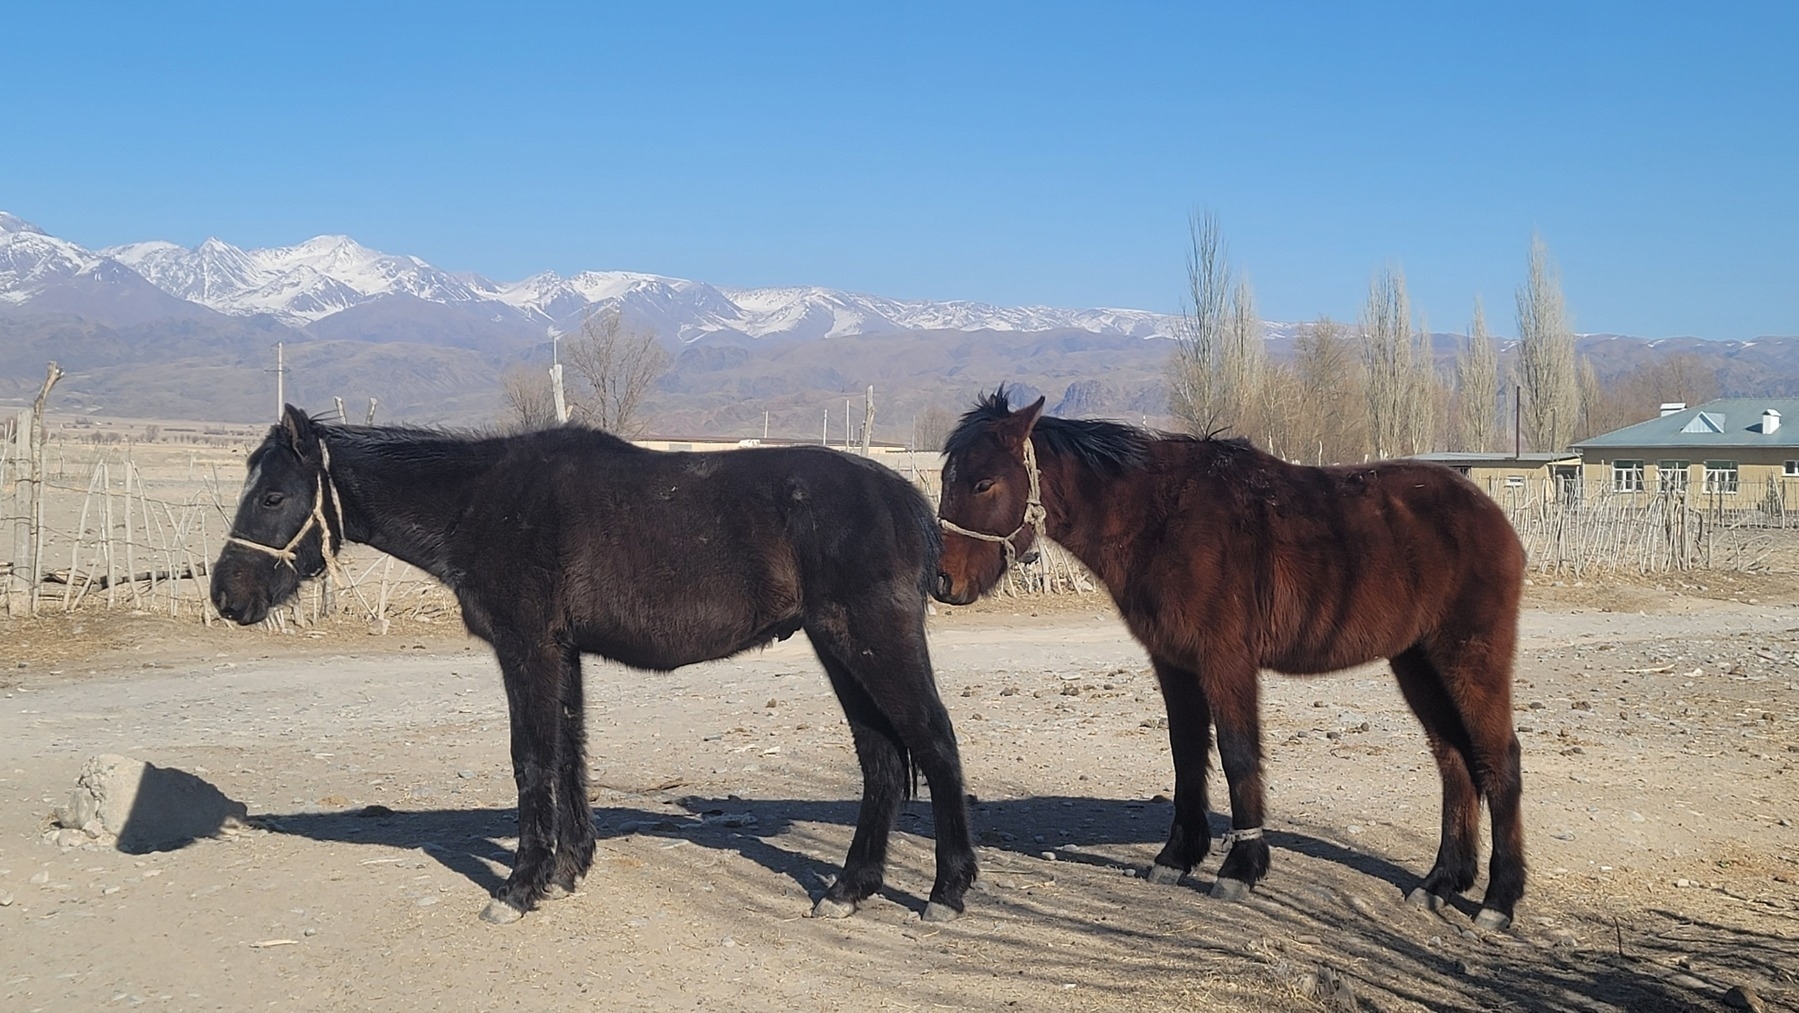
xmin=946 ymin=388 xmax=1226 ymax=476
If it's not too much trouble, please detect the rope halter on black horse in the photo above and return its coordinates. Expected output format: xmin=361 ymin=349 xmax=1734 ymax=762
xmin=939 ymin=436 xmax=1047 ymax=571
xmin=226 ymin=442 xmax=347 ymax=581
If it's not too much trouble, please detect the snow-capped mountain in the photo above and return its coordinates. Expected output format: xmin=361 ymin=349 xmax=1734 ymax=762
xmin=0 ymin=213 xmax=1180 ymax=343
xmin=1 ymin=211 xmax=228 ymax=325
xmin=0 ymin=211 xmax=106 ymax=298
xmin=105 ymin=233 xmax=502 ymax=322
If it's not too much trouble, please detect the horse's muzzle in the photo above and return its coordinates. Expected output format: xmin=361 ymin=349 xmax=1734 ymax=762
xmin=933 ymin=571 xmax=979 ymax=606
xmin=211 ymin=592 xmax=268 ymax=626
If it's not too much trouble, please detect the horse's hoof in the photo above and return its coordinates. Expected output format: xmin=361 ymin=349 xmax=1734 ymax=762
xmin=1146 ymin=863 xmax=1185 ymax=886
xmin=921 ymin=901 xmax=962 ymax=923
xmin=1406 ymin=886 xmax=1447 ymax=912
xmin=1472 ymin=908 xmax=1513 ymax=932
xmin=811 ymin=896 xmax=857 ymax=920
xmin=1209 ymin=877 xmax=1251 ymax=901
xmin=479 ymin=898 xmax=526 ymax=924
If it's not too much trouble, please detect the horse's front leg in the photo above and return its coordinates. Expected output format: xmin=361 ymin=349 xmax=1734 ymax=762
xmin=481 ymin=634 xmax=574 ymax=924
xmin=1203 ymin=656 xmax=1270 ymax=900
xmin=1148 ymin=657 xmax=1215 ymax=884
xmin=546 ymin=646 xmax=594 ymax=899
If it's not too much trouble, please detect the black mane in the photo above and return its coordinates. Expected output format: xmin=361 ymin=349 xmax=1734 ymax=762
xmin=945 ymin=388 xmax=1163 ymax=475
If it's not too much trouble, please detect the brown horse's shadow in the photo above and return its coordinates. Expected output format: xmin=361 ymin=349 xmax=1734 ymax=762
xmin=257 ymin=794 xmax=1428 ymax=916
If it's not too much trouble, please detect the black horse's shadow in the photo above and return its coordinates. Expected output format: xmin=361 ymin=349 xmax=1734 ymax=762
xmin=259 ymin=794 xmax=1427 ymax=915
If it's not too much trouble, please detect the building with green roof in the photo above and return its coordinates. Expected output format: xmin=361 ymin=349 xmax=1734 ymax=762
xmin=1571 ymin=398 xmax=1799 ymax=503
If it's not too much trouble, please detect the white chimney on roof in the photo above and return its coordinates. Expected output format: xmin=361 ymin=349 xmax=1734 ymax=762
xmin=1764 ymin=408 xmax=1782 ymax=434
xmin=1659 ymin=402 xmax=1687 ymax=416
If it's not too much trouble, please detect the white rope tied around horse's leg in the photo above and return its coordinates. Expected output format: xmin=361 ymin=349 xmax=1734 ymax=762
xmin=1218 ymin=826 xmax=1265 ymax=847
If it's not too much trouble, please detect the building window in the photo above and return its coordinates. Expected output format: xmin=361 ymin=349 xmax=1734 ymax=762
xmin=1611 ymin=460 xmax=1644 ymax=492
xmin=1704 ymin=460 xmax=1739 ymax=494
xmin=1658 ymin=460 xmax=1690 ymax=493
xmin=1785 ymin=460 xmax=1799 ymax=477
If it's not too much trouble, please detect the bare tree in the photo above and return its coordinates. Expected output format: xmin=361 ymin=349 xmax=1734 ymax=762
xmin=1516 ymin=233 xmax=1577 ymax=453
xmin=1168 ymin=211 xmax=1232 ymax=435
xmin=1453 ymin=298 xmax=1500 ymax=452
xmin=1573 ymin=351 xmax=1723 ymax=442
xmin=1359 ymin=267 xmax=1414 ymax=459
xmin=1223 ymin=278 xmax=1269 ymax=444
xmin=500 ymin=364 xmax=558 ymax=432
xmin=563 ymin=308 xmax=670 ymax=437
xmin=915 ymin=404 xmax=957 ymax=453
xmin=1405 ymin=312 xmax=1440 ymax=455
xmin=1291 ymin=316 xmax=1370 ymax=464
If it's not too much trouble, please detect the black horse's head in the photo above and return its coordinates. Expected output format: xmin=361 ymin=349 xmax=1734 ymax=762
xmin=210 ymin=404 xmax=340 ymax=625
xmin=934 ymin=389 xmax=1046 ymax=605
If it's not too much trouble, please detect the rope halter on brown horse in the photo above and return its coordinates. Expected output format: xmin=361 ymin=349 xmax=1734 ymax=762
xmin=938 ymin=435 xmax=1047 ymax=571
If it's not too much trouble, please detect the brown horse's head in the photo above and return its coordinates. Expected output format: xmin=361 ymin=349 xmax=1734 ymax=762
xmin=210 ymin=405 xmax=340 ymax=625
xmin=933 ymin=390 xmax=1046 ymax=605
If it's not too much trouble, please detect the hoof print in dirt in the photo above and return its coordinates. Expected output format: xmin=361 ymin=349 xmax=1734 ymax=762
xmin=479 ymin=899 xmax=526 ymax=925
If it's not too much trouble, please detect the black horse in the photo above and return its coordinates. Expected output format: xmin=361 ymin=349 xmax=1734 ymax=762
xmin=211 ymin=406 xmax=975 ymax=924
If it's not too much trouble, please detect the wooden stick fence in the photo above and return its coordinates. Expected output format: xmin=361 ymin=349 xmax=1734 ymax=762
xmin=2 ymin=439 xmax=454 ymax=631
xmin=7 ymin=367 xmax=1794 ymax=626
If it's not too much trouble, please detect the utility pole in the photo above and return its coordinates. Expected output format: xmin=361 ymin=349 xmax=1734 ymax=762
xmin=763 ymin=410 xmax=769 ymax=441
xmin=860 ymin=385 xmax=874 ymax=457
xmin=821 ymin=410 xmax=829 ymax=446
xmin=550 ymin=331 xmax=569 ymax=424
xmin=272 ymin=342 xmax=288 ymax=418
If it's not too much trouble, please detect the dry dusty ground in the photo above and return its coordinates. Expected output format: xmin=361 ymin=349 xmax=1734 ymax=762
xmin=0 ymin=579 xmax=1796 ymax=1012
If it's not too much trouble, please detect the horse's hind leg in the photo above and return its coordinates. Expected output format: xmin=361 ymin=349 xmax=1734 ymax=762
xmin=808 ymin=649 xmax=909 ymax=918
xmin=1417 ymin=633 xmax=1527 ymax=930
xmin=809 ymin=621 xmax=976 ymax=922
xmin=1148 ymin=657 xmax=1215 ymax=885
xmin=1391 ymin=647 xmax=1482 ymax=909
xmin=547 ymin=647 xmax=595 ymax=899
xmin=481 ymin=633 xmax=577 ymax=924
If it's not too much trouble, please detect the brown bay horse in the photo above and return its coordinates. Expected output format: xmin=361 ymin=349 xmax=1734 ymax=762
xmin=935 ymin=390 xmax=1526 ymax=931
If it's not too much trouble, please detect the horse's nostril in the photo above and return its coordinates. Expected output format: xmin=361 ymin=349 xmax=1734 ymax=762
xmin=935 ymin=572 xmax=952 ymax=599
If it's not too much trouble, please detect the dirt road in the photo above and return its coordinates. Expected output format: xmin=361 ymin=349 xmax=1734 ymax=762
xmin=1 ymin=586 xmax=1795 ymax=1011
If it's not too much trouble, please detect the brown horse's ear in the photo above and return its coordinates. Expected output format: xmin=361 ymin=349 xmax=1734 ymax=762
xmin=280 ymin=404 xmax=317 ymax=456
xmin=997 ymin=395 xmax=1048 ymax=448
xmin=1017 ymin=396 xmax=1047 ymax=432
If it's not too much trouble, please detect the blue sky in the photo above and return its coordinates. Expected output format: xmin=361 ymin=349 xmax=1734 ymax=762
xmin=5 ymin=2 xmax=1794 ymax=339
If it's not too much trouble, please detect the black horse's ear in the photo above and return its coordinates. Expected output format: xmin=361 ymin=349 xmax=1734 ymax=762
xmin=280 ymin=404 xmax=317 ymax=456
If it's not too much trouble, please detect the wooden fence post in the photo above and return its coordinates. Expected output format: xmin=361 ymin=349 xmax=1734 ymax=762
xmin=18 ymin=363 xmax=64 ymax=616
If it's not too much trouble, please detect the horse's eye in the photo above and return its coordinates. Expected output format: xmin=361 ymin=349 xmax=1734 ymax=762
xmin=261 ymin=492 xmax=286 ymax=508
xmin=974 ymin=479 xmax=995 ymax=494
